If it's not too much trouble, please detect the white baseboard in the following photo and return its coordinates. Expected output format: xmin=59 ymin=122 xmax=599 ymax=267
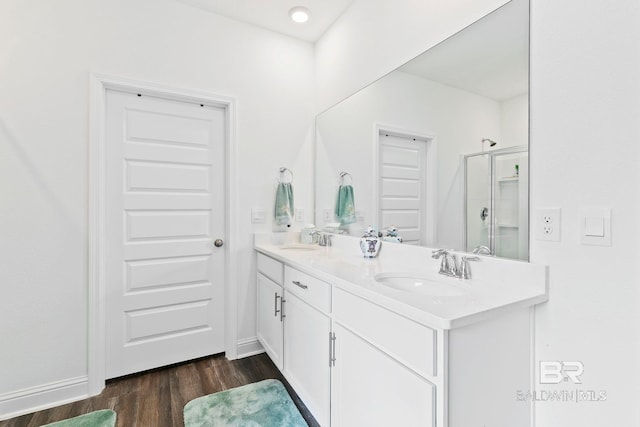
xmin=0 ymin=376 xmax=89 ymax=421
xmin=236 ymin=337 xmax=264 ymax=359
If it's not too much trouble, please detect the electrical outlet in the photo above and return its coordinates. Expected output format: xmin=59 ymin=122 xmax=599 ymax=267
xmin=323 ymin=209 xmax=332 ymax=223
xmin=295 ymin=208 xmax=304 ymax=223
xmin=536 ymin=208 xmax=561 ymax=241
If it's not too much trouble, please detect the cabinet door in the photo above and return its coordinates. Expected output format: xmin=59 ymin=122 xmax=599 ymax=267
xmin=283 ymin=291 xmax=331 ymax=427
xmin=331 ymin=323 xmax=435 ymax=427
xmin=256 ymin=273 xmax=283 ymax=370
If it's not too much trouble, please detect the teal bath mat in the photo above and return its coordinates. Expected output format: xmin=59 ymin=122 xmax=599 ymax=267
xmin=184 ymin=379 xmax=307 ymax=427
xmin=42 ymin=409 xmax=116 ymax=427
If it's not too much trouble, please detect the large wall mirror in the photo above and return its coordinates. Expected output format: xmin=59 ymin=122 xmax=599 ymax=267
xmin=315 ymin=0 xmax=529 ymax=260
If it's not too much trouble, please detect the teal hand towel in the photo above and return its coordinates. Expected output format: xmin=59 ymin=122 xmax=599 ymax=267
xmin=335 ymin=185 xmax=356 ymax=225
xmin=275 ymin=182 xmax=294 ymax=225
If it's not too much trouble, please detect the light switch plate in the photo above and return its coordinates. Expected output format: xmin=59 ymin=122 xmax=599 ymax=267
xmin=584 ymin=217 xmax=605 ymax=237
xmin=251 ymin=208 xmax=265 ymax=224
xmin=580 ymin=207 xmax=611 ymax=246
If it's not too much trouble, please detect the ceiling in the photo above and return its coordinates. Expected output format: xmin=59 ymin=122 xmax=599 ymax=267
xmin=176 ymin=0 xmax=528 ymax=101
xmin=176 ymin=0 xmax=355 ymax=42
xmin=399 ymin=0 xmax=529 ymax=101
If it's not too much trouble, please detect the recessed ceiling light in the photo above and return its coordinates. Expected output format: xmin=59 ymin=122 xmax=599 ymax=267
xmin=289 ymin=6 xmax=310 ymax=23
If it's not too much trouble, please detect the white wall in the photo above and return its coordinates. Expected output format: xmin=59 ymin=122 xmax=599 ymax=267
xmin=316 ymin=0 xmax=640 ymax=425
xmin=501 ymin=93 xmax=529 ymax=148
xmin=0 ymin=0 xmax=314 ymax=415
xmin=530 ymin=0 xmax=640 ymax=425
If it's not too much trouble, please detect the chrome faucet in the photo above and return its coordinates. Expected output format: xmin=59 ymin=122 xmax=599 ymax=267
xmin=458 ymin=255 xmax=480 ymax=279
xmin=316 ymin=232 xmax=332 ymax=247
xmin=472 ymin=245 xmax=492 ymax=255
xmin=432 ymin=249 xmax=457 ymax=277
xmin=431 ymin=249 xmax=480 ymax=279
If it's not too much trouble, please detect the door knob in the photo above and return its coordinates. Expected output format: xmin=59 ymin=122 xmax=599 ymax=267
xmin=214 ymin=239 xmax=224 ymax=247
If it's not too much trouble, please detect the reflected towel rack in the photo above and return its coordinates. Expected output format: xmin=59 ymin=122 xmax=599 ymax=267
xmin=279 ymin=167 xmax=294 ymax=183
xmin=340 ymin=171 xmax=352 ymax=185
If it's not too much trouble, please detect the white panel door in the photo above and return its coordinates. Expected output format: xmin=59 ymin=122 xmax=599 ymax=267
xmin=379 ymin=134 xmax=428 ymax=245
xmin=105 ymin=89 xmax=225 ymax=379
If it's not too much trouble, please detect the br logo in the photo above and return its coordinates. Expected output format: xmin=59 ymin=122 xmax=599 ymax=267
xmin=539 ymin=361 xmax=584 ymax=384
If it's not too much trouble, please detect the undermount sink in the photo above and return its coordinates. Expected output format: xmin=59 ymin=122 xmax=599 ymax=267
xmin=374 ymin=272 xmax=465 ymax=297
xmin=279 ymin=244 xmax=320 ymax=251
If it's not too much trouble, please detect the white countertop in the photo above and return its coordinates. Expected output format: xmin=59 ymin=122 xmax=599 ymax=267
xmin=254 ymin=233 xmax=548 ymax=330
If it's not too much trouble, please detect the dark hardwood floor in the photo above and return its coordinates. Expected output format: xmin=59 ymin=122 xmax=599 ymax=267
xmin=1 ymin=353 xmax=319 ymax=427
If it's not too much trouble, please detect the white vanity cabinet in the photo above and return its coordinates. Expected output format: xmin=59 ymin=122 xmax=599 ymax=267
xmin=256 ymin=254 xmax=331 ymax=426
xmin=331 ymin=287 xmax=437 ymax=427
xmin=283 ymin=266 xmax=331 ymax=427
xmin=331 ymin=323 xmax=436 ymax=426
xmin=331 ymin=287 xmax=532 ymax=427
xmin=256 ymin=254 xmax=284 ymax=369
xmin=255 ymin=245 xmax=540 ymax=427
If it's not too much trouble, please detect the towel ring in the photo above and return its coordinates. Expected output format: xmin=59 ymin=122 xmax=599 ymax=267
xmin=279 ymin=167 xmax=294 ymax=183
xmin=340 ymin=171 xmax=352 ymax=185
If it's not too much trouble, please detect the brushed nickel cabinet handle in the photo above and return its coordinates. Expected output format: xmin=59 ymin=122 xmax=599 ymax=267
xmin=274 ymin=293 xmax=281 ymax=317
xmin=292 ymin=280 xmax=308 ymax=289
xmin=330 ymin=332 xmax=337 ymax=367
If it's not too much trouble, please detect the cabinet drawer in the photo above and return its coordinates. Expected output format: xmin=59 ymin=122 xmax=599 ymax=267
xmin=333 ymin=287 xmax=436 ymax=378
xmin=257 ymin=253 xmax=283 ymax=284
xmin=284 ymin=266 xmax=331 ymax=313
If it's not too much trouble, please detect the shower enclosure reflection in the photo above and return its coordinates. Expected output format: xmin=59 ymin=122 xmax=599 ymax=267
xmin=464 ymin=147 xmax=529 ymax=260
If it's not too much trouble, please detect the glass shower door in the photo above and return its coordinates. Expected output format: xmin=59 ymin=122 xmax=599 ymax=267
xmin=465 ymin=154 xmax=491 ymax=253
xmin=464 ymin=148 xmax=529 ymax=261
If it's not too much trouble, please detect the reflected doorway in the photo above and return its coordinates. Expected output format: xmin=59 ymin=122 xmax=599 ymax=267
xmin=375 ymin=129 xmax=436 ymax=246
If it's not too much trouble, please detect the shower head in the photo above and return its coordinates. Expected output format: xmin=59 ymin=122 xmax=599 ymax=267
xmin=481 ymin=138 xmax=497 ymax=152
xmin=482 ymin=138 xmax=497 ymax=147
